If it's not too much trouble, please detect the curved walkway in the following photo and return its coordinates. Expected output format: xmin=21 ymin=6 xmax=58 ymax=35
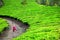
xmin=0 ymin=17 xmax=29 ymax=40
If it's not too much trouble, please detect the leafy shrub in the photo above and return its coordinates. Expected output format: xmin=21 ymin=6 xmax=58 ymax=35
xmin=0 ymin=18 xmax=8 ymax=33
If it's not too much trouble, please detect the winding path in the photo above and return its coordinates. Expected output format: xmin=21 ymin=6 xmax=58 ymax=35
xmin=0 ymin=17 xmax=29 ymax=40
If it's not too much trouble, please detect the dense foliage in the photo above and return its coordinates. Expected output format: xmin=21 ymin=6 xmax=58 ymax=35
xmin=0 ymin=0 xmax=60 ymax=40
xmin=36 ymin=0 xmax=60 ymax=6
xmin=0 ymin=18 xmax=8 ymax=33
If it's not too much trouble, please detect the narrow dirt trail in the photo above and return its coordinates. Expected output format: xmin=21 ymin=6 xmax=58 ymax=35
xmin=0 ymin=17 xmax=29 ymax=40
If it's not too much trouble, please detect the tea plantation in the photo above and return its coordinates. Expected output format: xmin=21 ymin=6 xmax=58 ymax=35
xmin=0 ymin=0 xmax=60 ymax=40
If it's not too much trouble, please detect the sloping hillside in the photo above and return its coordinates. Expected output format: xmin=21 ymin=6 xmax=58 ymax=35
xmin=0 ymin=0 xmax=60 ymax=40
